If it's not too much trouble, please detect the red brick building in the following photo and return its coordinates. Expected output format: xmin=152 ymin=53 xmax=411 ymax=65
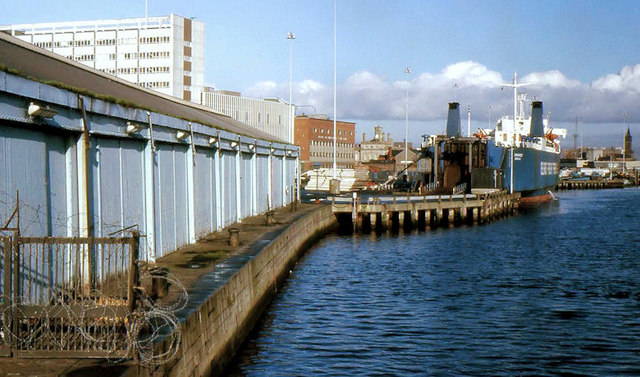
xmin=294 ymin=115 xmax=356 ymax=172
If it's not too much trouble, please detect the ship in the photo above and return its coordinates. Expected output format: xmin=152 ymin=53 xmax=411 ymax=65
xmin=423 ymin=73 xmax=566 ymax=205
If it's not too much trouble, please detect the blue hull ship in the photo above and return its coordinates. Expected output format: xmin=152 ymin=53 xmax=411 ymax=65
xmin=424 ymin=74 xmax=566 ymax=204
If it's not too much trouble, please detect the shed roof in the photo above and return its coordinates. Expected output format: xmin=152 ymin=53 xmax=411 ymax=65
xmin=0 ymin=32 xmax=286 ymax=143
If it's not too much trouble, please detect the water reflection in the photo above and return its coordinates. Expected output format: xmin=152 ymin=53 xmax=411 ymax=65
xmin=228 ymin=188 xmax=640 ymax=376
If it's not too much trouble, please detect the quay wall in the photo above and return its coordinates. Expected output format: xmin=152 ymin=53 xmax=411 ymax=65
xmin=147 ymin=205 xmax=337 ymax=377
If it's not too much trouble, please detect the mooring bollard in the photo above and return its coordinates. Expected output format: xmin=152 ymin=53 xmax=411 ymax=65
xmin=150 ymin=267 xmax=170 ymax=299
xmin=229 ymin=228 xmax=240 ymax=247
xmin=265 ymin=211 xmax=276 ymax=226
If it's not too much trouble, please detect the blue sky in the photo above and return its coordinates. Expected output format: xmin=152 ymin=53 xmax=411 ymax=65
xmin=1 ymin=0 xmax=640 ymax=149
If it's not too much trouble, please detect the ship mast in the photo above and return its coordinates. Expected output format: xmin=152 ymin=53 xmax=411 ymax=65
xmin=501 ymin=72 xmax=531 ymax=194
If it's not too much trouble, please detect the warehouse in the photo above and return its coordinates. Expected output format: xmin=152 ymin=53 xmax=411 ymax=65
xmin=0 ymin=33 xmax=300 ymax=260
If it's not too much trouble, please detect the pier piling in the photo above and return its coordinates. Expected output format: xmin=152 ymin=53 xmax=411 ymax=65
xmin=332 ymin=191 xmax=520 ymax=233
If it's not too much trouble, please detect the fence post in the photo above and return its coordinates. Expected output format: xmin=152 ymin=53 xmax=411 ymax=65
xmin=11 ymin=232 xmax=19 ymax=341
xmin=128 ymin=231 xmax=140 ymax=313
xmin=2 ymin=237 xmax=12 ymax=350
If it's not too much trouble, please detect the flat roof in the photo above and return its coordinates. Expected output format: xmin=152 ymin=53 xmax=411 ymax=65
xmin=0 ymin=32 xmax=286 ymax=143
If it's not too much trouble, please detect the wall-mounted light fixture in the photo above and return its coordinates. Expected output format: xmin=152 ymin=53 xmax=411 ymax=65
xmin=208 ymin=136 xmax=217 ymax=145
xmin=126 ymin=121 xmax=142 ymax=134
xmin=248 ymin=144 xmax=255 ymax=151
xmin=230 ymin=141 xmax=239 ymax=149
xmin=287 ymin=150 xmax=293 ymax=156
xmin=176 ymin=130 xmax=188 ymax=140
xmin=27 ymin=102 xmax=57 ymax=118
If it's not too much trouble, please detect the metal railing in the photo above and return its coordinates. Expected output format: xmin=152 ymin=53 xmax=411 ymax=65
xmin=1 ymin=232 xmax=139 ymax=357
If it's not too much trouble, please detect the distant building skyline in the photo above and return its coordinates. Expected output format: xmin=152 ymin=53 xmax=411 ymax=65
xmin=0 ymin=14 xmax=205 ymax=103
xmin=294 ymin=115 xmax=355 ymax=172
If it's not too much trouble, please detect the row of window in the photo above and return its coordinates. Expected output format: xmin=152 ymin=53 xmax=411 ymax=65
xmin=33 ymin=36 xmax=171 ymax=49
xmin=124 ymin=51 xmax=170 ymax=60
xmin=310 ymin=140 xmax=354 ymax=148
xmin=98 ymin=66 xmax=170 ymax=75
xmin=73 ymin=54 xmax=94 ymax=61
xmin=310 ymin=152 xmax=354 ymax=158
xmin=138 ymin=81 xmax=170 ymax=89
xmin=312 ymin=128 xmax=354 ymax=136
xmin=139 ymin=36 xmax=170 ymax=44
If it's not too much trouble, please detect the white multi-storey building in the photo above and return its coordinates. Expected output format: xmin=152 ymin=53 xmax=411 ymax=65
xmin=0 ymin=14 xmax=204 ymax=103
xmin=201 ymin=89 xmax=294 ymax=144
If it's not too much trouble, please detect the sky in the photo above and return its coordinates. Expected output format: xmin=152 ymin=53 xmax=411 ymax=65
xmin=1 ymin=0 xmax=640 ymax=150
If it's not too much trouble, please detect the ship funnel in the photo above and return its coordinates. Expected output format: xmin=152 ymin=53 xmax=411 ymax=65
xmin=446 ymin=102 xmax=461 ymax=137
xmin=530 ymin=101 xmax=544 ymax=137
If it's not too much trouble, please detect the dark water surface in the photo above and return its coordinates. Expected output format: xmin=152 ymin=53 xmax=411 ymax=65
xmin=229 ymin=188 xmax=640 ymax=376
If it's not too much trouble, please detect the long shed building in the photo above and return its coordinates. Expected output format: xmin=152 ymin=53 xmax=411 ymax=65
xmin=0 ymin=33 xmax=300 ymax=260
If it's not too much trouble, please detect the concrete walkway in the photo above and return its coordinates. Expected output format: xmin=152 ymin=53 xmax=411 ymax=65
xmin=0 ymin=203 xmax=322 ymax=377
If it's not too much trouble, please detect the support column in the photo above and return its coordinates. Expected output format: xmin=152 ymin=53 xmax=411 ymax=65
xmin=282 ymin=153 xmax=288 ymax=206
xmin=187 ymin=139 xmax=196 ymax=243
xmin=215 ymin=147 xmax=223 ymax=229
xmin=235 ymin=147 xmax=242 ymax=222
xmin=268 ymin=147 xmax=273 ymax=210
xmin=251 ymin=147 xmax=257 ymax=216
xmin=382 ymin=210 xmax=391 ymax=231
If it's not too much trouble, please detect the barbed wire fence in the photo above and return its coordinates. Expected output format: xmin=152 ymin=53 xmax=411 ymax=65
xmin=0 ymin=190 xmax=188 ymax=367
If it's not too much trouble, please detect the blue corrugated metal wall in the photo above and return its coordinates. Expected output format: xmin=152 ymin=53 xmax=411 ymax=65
xmin=0 ymin=71 xmax=300 ymax=264
xmin=221 ymin=150 xmax=237 ymax=227
xmin=256 ymin=154 xmax=270 ymax=212
xmin=0 ymin=124 xmax=72 ymax=237
xmin=271 ymin=156 xmax=283 ymax=208
xmin=154 ymin=143 xmax=190 ymax=258
xmin=240 ymin=153 xmax=253 ymax=218
xmin=194 ymin=149 xmax=217 ymax=238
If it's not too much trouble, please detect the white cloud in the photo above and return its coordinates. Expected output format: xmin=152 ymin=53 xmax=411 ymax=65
xmin=243 ymin=61 xmax=640 ymax=127
xmin=441 ymin=61 xmax=503 ymax=88
xmin=592 ymin=63 xmax=640 ymax=92
xmin=522 ymin=70 xmax=581 ymax=88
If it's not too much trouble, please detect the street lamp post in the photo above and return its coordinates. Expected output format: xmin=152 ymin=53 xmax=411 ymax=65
xmin=404 ymin=67 xmax=410 ymax=177
xmin=287 ymin=32 xmax=295 ymax=144
xmin=333 ymin=0 xmax=337 ymax=180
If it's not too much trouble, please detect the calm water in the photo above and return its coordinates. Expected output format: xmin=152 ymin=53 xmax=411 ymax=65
xmin=229 ymin=188 xmax=640 ymax=376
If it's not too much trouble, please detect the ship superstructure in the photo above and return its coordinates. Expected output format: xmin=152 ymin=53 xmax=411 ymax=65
xmin=424 ymin=73 xmax=566 ymax=203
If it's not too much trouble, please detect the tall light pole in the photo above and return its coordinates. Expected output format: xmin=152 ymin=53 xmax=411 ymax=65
xmin=404 ymin=67 xmax=410 ymax=177
xmin=488 ymin=105 xmax=491 ymax=127
xmin=467 ymin=105 xmax=471 ymax=137
xmin=287 ymin=32 xmax=295 ymax=144
xmin=332 ymin=0 xmax=337 ymax=180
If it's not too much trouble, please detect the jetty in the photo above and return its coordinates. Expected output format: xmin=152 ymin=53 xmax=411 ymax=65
xmin=556 ymin=179 xmax=625 ymax=190
xmin=332 ymin=190 xmax=520 ymax=231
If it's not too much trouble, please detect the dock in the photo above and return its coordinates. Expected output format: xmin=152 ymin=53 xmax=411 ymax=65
xmin=332 ymin=191 xmax=520 ymax=231
xmin=556 ymin=179 xmax=625 ymax=190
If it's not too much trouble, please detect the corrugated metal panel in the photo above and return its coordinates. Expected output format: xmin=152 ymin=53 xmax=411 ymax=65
xmin=240 ymin=153 xmax=253 ymax=218
xmin=0 ymin=123 xmax=71 ymax=237
xmin=90 ymin=137 xmax=147 ymax=236
xmin=153 ymin=142 xmax=190 ymax=258
xmin=256 ymin=154 xmax=269 ymax=213
xmin=271 ymin=156 xmax=283 ymax=208
xmin=285 ymin=156 xmax=297 ymax=205
xmin=194 ymin=148 xmax=216 ymax=238
xmin=221 ymin=150 xmax=237 ymax=226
